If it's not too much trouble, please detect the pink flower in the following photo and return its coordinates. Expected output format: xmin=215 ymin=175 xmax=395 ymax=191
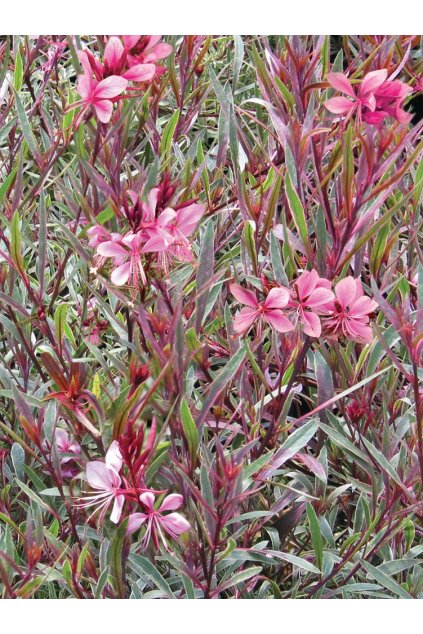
xmin=325 ymin=69 xmax=388 ymax=122
xmin=289 ymin=270 xmax=334 ymax=338
xmin=86 ymin=225 xmax=113 ymax=249
xmin=324 ymin=277 xmax=378 ymax=344
xmin=126 ymin=492 xmax=190 ymax=550
xmin=143 ymin=202 xmax=205 ymax=262
xmin=77 ymin=51 xmax=128 ymax=123
xmin=78 ymin=441 xmax=125 ymax=523
xmin=122 ymin=36 xmax=172 ymax=76
xmin=362 ymin=79 xmax=413 ymax=126
xmin=55 ymin=429 xmax=80 ymax=463
xmin=230 ymin=284 xmax=294 ymax=334
xmin=102 ymin=36 xmax=156 ymax=82
xmin=97 ymin=232 xmax=146 ymax=286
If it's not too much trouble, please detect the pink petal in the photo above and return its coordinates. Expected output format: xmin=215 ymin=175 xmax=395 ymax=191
xmin=126 ymin=512 xmax=148 ymax=536
xmin=301 ymin=311 xmax=322 ymax=338
xmin=326 ymin=72 xmax=356 ymax=97
xmin=123 ymin=64 xmax=156 ymax=82
xmin=105 ymin=440 xmax=123 ymax=474
xmin=93 ymin=100 xmax=113 ymax=123
xmin=158 ymin=493 xmax=183 ymax=512
xmin=122 ymin=35 xmax=141 ymax=49
xmin=233 ymin=307 xmax=258 ymax=334
xmin=325 ymin=96 xmax=355 ymax=115
xmin=97 ymin=241 xmax=127 ymax=258
xmin=359 ymin=69 xmax=388 ymax=97
xmin=77 ymin=74 xmax=91 ymax=100
xmin=263 ymin=310 xmax=294 ymax=333
xmin=149 ymin=42 xmax=173 ymax=60
xmin=362 ymin=110 xmax=388 ymax=126
xmin=110 ymin=494 xmax=125 ymax=524
xmin=142 ymin=229 xmax=174 ymax=252
xmin=335 ymin=277 xmax=357 ymax=309
xmin=140 ymin=491 xmax=155 ymax=511
xmin=345 ymin=319 xmax=374 ymax=343
xmin=263 ymin=287 xmax=290 ymax=309
xmin=161 ymin=512 xmax=190 ymax=536
xmin=306 ymin=287 xmax=335 ymax=310
xmin=86 ymin=461 xmax=112 ymax=490
xmin=104 ymin=36 xmax=124 ymax=69
xmin=295 ymin=270 xmax=319 ymax=300
xmin=175 ymin=203 xmax=205 ymax=236
xmin=349 ymin=296 xmax=378 ymax=317
xmin=230 ymin=284 xmax=258 ymax=308
xmin=93 ymin=76 xmax=128 ymax=99
xmin=111 ymin=261 xmax=131 ymax=286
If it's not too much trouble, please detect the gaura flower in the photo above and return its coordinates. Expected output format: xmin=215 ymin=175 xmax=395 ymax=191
xmin=96 ymin=232 xmax=147 ymax=287
xmin=126 ymin=492 xmax=190 ymax=550
xmin=77 ymin=51 xmax=128 ymax=123
xmin=54 ymin=428 xmax=81 ymax=462
xmin=77 ymin=441 xmax=125 ymax=523
xmin=324 ymin=277 xmax=377 ymax=344
xmin=362 ymin=79 xmax=413 ymax=126
xmin=102 ymin=36 xmax=156 ymax=82
xmin=288 ymin=270 xmax=334 ymax=338
xmin=230 ymin=284 xmax=294 ymax=334
xmin=325 ymin=69 xmax=388 ymax=123
xmin=122 ymin=36 xmax=173 ymax=76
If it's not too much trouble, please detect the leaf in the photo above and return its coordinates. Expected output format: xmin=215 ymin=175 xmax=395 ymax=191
xmin=306 ymin=503 xmax=323 ymax=571
xmin=54 ymin=303 xmax=70 ymax=352
xmin=159 ymin=110 xmax=180 ymax=162
xmin=285 ymin=173 xmax=309 ymax=256
xmin=13 ymin=47 xmax=23 ymax=92
xmin=108 ymin=517 xmax=129 ymax=598
xmin=128 ymin=553 xmax=175 ymax=598
xmin=180 ymin=398 xmax=199 ymax=462
xmin=0 ymin=169 xmax=17 ymax=206
xmin=195 ymin=220 xmax=215 ymax=331
xmin=10 ymin=210 xmax=25 ymax=276
xmin=361 ymin=561 xmax=412 ymax=599
xmin=11 ymin=442 xmax=25 ymax=481
xmin=260 ymin=419 xmax=318 ymax=478
xmin=14 ymin=91 xmax=41 ymax=162
xmin=196 ymin=344 xmax=247 ymax=428
xmin=216 ymin=566 xmax=262 ymax=593
xmin=266 ymin=550 xmax=320 ymax=574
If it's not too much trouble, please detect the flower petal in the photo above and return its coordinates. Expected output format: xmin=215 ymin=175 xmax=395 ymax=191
xmin=158 ymin=494 xmax=183 ymax=512
xmin=161 ymin=512 xmax=190 ymax=536
xmin=111 ymin=261 xmax=131 ymax=286
xmin=230 ymin=284 xmax=258 ymax=308
xmin=126 ymin=512 xmax=148 ymax=536
xmin=327 ymin=72 xmax=356 ymax=97
xmin=325 ymin=96 xmax=355 ymax=115
xmin=335 ymin=277 xmax=357 ymax=309
xmin=140 ymin=491 xmax=155 ymax=511
xmin=263 ymin=310 xmax=294 ymax=333
xmin=93 ymin=100 xmax=113 ymax=123
xmin=110 ymin=494 xmax=125 ymax=524
xmin=105 ymin=440 xmax=123 ymax=474
xmin=233 ymin=307 xmax=258 ymax=334
xmin=359 ymin=69 xmax=388 ymax=97
xmin=301 ymin=311 xmax=322 ymax=338
xmin=86 ymin=461 xmax=112 ymax=490
xmin=104 ymin=36 xmax=124 ymax=69
xmin=295 ymin=270 xmax=319 ymax=300
xmin=123 ymin=64 xmax=156 ymax=82
xmin=93 ymin=76 xmax=128 ymax=99
xmin=263 ymin=286 xmax=290 ymax=309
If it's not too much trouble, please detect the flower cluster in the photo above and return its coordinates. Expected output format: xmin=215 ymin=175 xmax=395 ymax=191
xmin=231 ymin=272 xmax=377 ymax=343
xmin=77 ymin=441 xmax=190 ymax=551
xmin=325 ymin=69 xmax=413 ymax=126
xmin=88 ymin=188 xmax=205 ymax=286
xmin=76 ymin=36 xmax=172 ymax=123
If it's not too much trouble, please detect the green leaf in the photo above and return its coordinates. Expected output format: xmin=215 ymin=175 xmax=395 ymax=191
xmin=180 ymin=398 xmax=199 ymax=461
xmin=196 ymin=344 xmax=247 ymax=428
xmin=10 ymin=210 xmax=25 ymax=276
xmin=195 ymin=220 xmax=215 ymax=332
xmin=128 ymin=553 xmax=175 ymax=598
xmin=14 ymin=91 xmax=41 ymax=161
xmin=108 ymin=517 xmax=129 ymax=598
xmin=13 ymin=47 xmax=23 ymax=92
xmin=159 ymin=110 xmax=180 ymax=161
xmin=306 ymin=503 xmax=324 ymax=571
xmin=361 ymin=561 xmax=412 ymax=599
xmin=285 ymin=173 xmax=309 ymax=255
